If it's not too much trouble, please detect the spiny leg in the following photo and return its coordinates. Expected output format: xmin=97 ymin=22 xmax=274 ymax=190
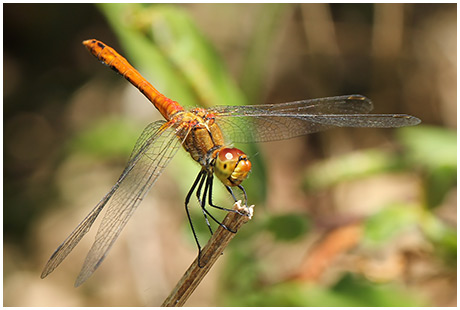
xmin=186 ymin=171 xmax=247 ymax=267
xmin=238 ymin=184 xmax=248 ymax=206
xmin=204 ymin=176 xmax=244 ymax=215
xmin=225 ymin=185 xmax=237 ymax=201
xmin=186 ymin=170 xmax=223 ymax=267
xmin=198 ymin=173 xmax=236 ymax=233
xmin=185 ymin=170 xmax=207 ymax=263
xmin=198 ymin=174 xmax=242 ymax=233
xmin=196 ymin=171 xmax=213 ymax=235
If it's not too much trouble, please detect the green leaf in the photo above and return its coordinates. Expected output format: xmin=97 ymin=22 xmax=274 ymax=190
xmin=143 ymin=5 xmax=247 ymax=108
xmin=69 ymin=118 xmax=140 ymax=159
xmin=265 ymin=213 xmax=310 ymax=241
xmin=331 ymin=273 xmax=425 ymax=307
xmin=97 ymin=3 xmax=200 ymax=108
xmin=397 ymin=125 xmax=456 ymax=170
xmin=363 ymin=203 xmax=419 ymax=246
xmin=223 ymin=275 xmax=425 ymax=307
xmin=420 ymin=211 xmax=457 ymax=265
xmin=239 ymin=4 xmax=289 ymax=103
xmin=303 ymin=149 xmax=398 ymax=190
xmin=397 ymin=125 xmax=456 ymax=208
xmin=425 ymin=165 xmax=457 ymax=208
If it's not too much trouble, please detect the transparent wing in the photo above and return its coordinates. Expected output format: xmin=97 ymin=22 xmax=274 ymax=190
xmin=208 ymin=95 xmax=420 ymax=143
xmin=41 ymin=120 xmax=184 ymax=286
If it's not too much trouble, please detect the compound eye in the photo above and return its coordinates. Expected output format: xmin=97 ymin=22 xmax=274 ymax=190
xmin=215 ymin=148 xmax=251 ymax=187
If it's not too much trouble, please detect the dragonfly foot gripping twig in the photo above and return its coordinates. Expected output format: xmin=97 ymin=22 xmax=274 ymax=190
xmin=161 ymin=201 xmax=254 ymax=307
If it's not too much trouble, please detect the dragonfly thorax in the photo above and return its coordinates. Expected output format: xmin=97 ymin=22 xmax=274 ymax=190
xmin=214 ymin=147 xmax=251 ymax=187
xmin=175 ymin=110 xmax=226 ymax=166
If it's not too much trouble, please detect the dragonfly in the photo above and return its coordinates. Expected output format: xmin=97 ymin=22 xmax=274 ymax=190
xmin=41 ymin=39 xmax=421 ymax=287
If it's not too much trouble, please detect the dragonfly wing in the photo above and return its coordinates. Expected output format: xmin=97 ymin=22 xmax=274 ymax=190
xmin=242 ymin=95 xmax=374 ymax=114
xmin=298 ymin=114 xmax=421 ymax=128
xmin=41 ymin=120 xmax=183 ymax=285
xmin=40 ymin=189 xmax=115 ymax=279
xmin=209 ymin=95 xmax=372 ymax=143
xmin=74 ymin=120 xmax=184 ymax=286
xmin=214 ymin=114 xmax=335 ymax=143
xmin=209 ymin=95 xmax=420 ymax=143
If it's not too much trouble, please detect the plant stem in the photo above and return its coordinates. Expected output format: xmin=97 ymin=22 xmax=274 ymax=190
xmin=161 ymin=201 xmax=254 ymax=307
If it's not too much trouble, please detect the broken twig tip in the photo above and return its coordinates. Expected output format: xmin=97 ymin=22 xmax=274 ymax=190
xmin=234 ymin=200 xmax=255 ymax=220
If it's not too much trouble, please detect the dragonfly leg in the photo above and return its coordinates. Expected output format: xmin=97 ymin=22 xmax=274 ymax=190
xmin=196 ymin=172 xmax=213 ymax=235
xmin=185 ymin=170 xmax=206 ymax=266
xmin=198 ymin=173 xmax=237 ymax=233
xmin=195 ymin=167 xmax=207 ymax=207
xmin=223 ymin=186 xmax=247 ymax=215
xmin=202 ymin=178 xmax=243 ymax=215
xmin=185 ymin=170 xmax=245 ymax=267
xmin=237 ymin=184 xmax=248 ymax=206
xmin=225 ymin=185 xmax=238 ymax=201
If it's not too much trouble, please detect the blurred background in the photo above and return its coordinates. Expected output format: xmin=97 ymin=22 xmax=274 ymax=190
xmin=3 ymin=3 xmax=456 ymax=307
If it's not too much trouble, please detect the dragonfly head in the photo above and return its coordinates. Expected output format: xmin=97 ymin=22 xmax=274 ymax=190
xmin=215 ymin=148 xmax=251 ymax=187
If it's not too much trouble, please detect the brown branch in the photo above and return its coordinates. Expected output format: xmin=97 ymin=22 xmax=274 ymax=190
xmin=290 ymin=222 xmax=362 ymax=283
xmin=161 ymin=201 xmax=254 ymax=307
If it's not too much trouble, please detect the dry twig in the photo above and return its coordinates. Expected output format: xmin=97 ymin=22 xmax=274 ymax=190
xmin=161 ymin=201 xmax=254 ymax=307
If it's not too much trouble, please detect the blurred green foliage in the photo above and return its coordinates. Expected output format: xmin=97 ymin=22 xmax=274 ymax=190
xmin=221 ymin=269 xmax=424 ymax=306
xmin=363 ymin=202 xmax=419 ymax=245
xmin=69 ymin=118 xmax=141 ymax=159
xmin=265 ymin=213 xmax=311 ymax=241
xmin=398 ymin=125 xmax=457 ymax=264
xmin=304 ymin=125 xmax=457 ymax=263
xmin=303 ymin=148 xmax=400 ymax=190
xmin=421 ymin=208 xmax=457 ymax=266
xmin=398 ymin=125 xmax=457 ymax=208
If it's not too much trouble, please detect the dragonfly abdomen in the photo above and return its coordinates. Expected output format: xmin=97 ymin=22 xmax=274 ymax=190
xmin=82 ymin=39 xmax=184 ymax=120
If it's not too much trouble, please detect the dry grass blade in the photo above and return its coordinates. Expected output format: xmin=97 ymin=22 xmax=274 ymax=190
xmin=161 ymin=201 xmax=254 ymax=307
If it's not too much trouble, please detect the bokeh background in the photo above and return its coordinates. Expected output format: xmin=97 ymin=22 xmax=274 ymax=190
xmin=4 ymin=3 xmax=456 ymax=307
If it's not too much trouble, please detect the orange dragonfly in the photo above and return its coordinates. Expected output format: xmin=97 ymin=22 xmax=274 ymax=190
xmin=41 ymin=39 xmax=420 ymax=287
